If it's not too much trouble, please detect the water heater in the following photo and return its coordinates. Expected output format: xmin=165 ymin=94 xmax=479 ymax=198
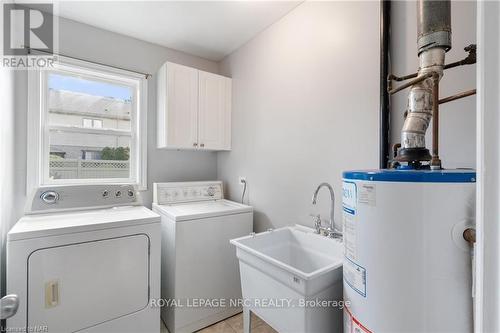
xmin=342 ymin=169 xmax=476 ymax=332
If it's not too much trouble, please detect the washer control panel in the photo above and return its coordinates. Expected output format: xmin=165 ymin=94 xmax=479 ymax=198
xmin=28 ymin=184 xmax=138 ymax=214
xmin=153 ymin=181 xmax=223 ymax=205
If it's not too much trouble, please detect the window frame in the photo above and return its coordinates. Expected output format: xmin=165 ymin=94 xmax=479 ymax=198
xmin=27 ymin=56 xmax=148 ymax=191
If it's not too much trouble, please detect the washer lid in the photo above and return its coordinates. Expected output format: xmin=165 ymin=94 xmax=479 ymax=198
xmin=153 ymin=200 xmax=253 ymax=221
xmin=8 ymin=206 xmax=160 ymax=241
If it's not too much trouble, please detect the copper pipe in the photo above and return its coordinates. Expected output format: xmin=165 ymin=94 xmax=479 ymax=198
xmin=388 ymin=73 xmax=418 ymax=82
xmin=387 ymin=44 xmax=476 ymax=87
xmin=388 ymin=59 xmax=470 ymax=86
xmin=387 ymin=73 xmax=418 ymax=97
xmin=444 ymin=44 xmax=476 ymax=69
xmin=388 ymin=72 xmax=433 ymax=95
xmin=439 ymin=89 xmax=476 ymax=104
xmin=430 ymin=74 xmax=441 ymax=169
xmin=463 ymin=228 xmax=476 ymax=244
xmin=444 ymin=60 xmax=473 ymax=70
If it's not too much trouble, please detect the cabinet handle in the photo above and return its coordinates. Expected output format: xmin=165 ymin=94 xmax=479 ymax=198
xmin=200 ymin=143 xmax=205 ymax=148
xmin=193 ymin=143 xmax=198 ymax=147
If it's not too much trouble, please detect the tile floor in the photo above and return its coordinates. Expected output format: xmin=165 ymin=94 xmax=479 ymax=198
xmin=160 ymin=312 xmax=278 ymax=333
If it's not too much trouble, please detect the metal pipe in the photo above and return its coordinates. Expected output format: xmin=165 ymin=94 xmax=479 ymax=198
xmin=388 ymin=44 xmax=476 ymax=89
xmin=396 ymin=0 xmax=451 ymax=164
xmin=380 ymin=0 xmax=391 ymax=169
xmin=463 ymin=228 xmax=476 ymax=244
xmin=444 ymin=44 xmax=476 ymax=69
xmin=389 ymin=72 xmax=433 ymax=95
xmin=388 ymin=73 xmax=418 ymax=82
xmin=417 ymin=0 xmax=451 ymax=54
xmin=388 ymin=46 xmax=476 ymax=86
xmin=439 ymin=89 xmax=477 ymax=104
xmin=430 ymin=74 xmax=441 ymax=169
xmin=444 ymin=59 xmax=473 ymax=70
xmin=398 ymin=49 xmax=445 ymax=161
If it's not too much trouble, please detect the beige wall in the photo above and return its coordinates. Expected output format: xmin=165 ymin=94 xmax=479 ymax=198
xmin=217 ymin=1 xmax=380 ymax=232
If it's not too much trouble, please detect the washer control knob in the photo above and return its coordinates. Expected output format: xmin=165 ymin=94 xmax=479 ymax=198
xmin=102 ymin=190 xmax=109 ymax=198
xmin=115 ymin=190 xmax=122 ymax=198
xmin=40 ymin=191 xmax=59 ymax=204
xmin=127 ymin=190 xmax=134 ymax=197
xmin=207 ymin=186 xmax=215 ymax=196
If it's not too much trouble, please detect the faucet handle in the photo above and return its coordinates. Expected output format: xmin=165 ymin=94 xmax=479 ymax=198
xmin=309 ymin=214 xmax=322 ymax=233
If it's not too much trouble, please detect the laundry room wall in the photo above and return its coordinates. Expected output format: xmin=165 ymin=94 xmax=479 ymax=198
xmin=11 ymin=16 xmax=220 ymax=226
xmin=217 ymin=1 xmax=380 ymax=232
xmin=390 ymin=0 xmax=477 ymax=168
xmin=0 ymin=66 xmax=16 ymax=298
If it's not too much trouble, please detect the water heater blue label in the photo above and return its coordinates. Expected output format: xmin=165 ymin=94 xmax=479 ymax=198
xmin=342 ymin=181 xmax=357 ymax=215
xmin=343 ymin=181 xmax=358 ymax=260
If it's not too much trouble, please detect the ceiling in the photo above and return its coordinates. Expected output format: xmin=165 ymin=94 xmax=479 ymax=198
xmin=54 ymin=1 xmax=302 ymax=61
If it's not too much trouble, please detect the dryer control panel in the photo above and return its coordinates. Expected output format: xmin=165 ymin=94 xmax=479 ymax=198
xmin=153 ymin=181 xmax=223 ymax=204
xmin=27 ymin=184 xmax=139 ymax=214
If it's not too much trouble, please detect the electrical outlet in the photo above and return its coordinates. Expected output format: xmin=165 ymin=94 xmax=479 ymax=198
xmin=239 ymin=177 xmax=246 ymax=185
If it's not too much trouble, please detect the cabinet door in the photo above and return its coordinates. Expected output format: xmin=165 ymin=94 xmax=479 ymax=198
xmin=198 ymin=71 xmax=231 ymax=150
xmin=157 ymin=62 xmax=198 ymax=149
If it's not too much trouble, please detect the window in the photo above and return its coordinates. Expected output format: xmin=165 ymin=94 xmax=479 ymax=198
xmin=82 ymin=118 xmax=103 ymax=129
xmin=28 ymin=56 xmax=148 ymax=190
xmin=82 ymin=118 xmax=93 ymax=128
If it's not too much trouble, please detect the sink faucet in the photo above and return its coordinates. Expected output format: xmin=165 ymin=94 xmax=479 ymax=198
xmin=311 ymin=183 xmax=342 ymax=239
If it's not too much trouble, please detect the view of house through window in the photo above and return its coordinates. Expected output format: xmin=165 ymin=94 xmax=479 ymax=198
xmin=82 ymin=118 xmax=103 ymax=128
xmin=47 ymin=72 xmax=134 ymax=180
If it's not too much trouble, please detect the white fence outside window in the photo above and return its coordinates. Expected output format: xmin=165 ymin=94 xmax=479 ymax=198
xmin=49 ymin=159 xmax=130 ymax=179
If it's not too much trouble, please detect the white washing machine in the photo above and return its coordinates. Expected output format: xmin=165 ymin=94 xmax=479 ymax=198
xmin=6 ymin=184 xmax=161 ymax=333
xmin=152 ymin=181 xmax=253 ymax=333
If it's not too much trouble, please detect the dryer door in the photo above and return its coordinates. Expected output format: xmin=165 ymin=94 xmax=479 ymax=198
xmin=27 ymin=234 xmax=149 ymax=332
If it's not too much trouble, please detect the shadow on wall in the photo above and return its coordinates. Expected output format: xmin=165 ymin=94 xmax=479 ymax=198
xmin=253 ymin=211 xmax=273 ymax=232
xmin=224 ymin=183 xmax=271 ymax=231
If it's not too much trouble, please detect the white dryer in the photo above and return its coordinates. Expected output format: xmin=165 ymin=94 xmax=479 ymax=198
xmin=6 ymin=184 xmax=161 ymax=333
xmin=152 ymin=181 xmax=253 ymax=333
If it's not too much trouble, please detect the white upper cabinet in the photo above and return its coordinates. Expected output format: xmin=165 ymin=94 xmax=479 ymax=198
xmin=198 ymin=71 xmax=231 ymax=150
xmin=157 ymin=62 xmax=199 ymax=149
xmin=157 ymin=62 xmax=231 ymax=151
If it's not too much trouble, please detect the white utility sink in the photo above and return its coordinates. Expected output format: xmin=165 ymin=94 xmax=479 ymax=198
xmin=231 ymin=225 xmax=344 ymax=333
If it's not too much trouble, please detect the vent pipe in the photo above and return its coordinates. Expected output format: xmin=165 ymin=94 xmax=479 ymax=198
xmin=396 ymin=0 xmax=451 ymax=167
